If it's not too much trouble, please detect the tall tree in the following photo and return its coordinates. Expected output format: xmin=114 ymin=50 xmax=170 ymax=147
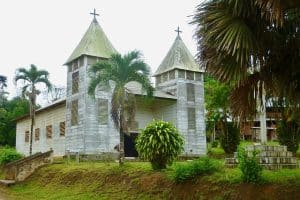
xmin=0 ymin=97 xmax=30 ymax=146
xmin=14 ymin=64 xmax=52 ymax=155
xmin=88 ymin=51 xmax=153 ymax=166
xmin=0 ymin=75 xmax=7 ymax=90
xmin=0 ymin=75 xmax=8 ymax=105
xmin=191 ymin=0 xmax=300 ymax=119
xmin=204 ymin=75 xmax=231 ymax=141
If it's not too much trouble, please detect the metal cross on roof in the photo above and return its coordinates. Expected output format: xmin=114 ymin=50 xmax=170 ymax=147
xmin=175 ymin=26 xmax=182 ymax=36
xmin=90 ymin=8 xmax=99 ymax=20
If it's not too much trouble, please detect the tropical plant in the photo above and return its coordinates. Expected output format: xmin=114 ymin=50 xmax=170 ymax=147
xmin=0 ymin=75 xmax=8 ymax=104
xmin=0 ymin=146 xmax=23 ymax=165
xmin=135 ymin=120 xmax=184 ymax=170
xmin=277 ymin=111 xmax=300 ymax=154
xmin=171 ymin=157 xmax=220 ymax=182
xmin=14 ymin=64 xmax=52 ymax=155
xmin=191 ymin=0 xmax=300 ymax=119
xmin=220 ymin=122 xmax=240 ymax=154
xmin=0 ymin=97 xmax=29 ymax=146
xmin=238 ymin=147 xmax=262 ymax=183
xmin=88 ymin=50 xmax=153 ymax=166
xmin=0 ymin=75 xmax=7 ymax=90
xmin=204 ymin=75 xmax=231 ymax=142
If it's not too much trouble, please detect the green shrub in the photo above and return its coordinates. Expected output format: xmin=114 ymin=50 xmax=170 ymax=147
xmin=0 ymin=147 xmax=23 ymax=165
xmin=220 ymin=122 xmax=240 ymax=154
xmin=135 ymin=120 xmax=184 ymax=170
xmin=211 ymin=140 xmax=218 ymax=148
xmin=171 ymin=157 xmax=220 ymax=182
xmin=277 ymin=120 xmax=300 ymax=154
xmin=238 ymin=147 xmax=262 ymax=183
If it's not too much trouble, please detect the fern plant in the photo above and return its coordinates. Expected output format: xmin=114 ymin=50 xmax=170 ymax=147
xmin=135 ymin=120 xmax=184 ymax=170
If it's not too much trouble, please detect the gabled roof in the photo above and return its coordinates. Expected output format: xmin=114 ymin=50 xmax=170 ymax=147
xmin=154 ymin=35 xmax=202 ymax=76
xmin=65 ymin=18 xmax=117 ymax=65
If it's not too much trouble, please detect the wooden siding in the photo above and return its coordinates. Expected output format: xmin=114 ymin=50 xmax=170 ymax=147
xmin=16 ymin=103 xmax=66 ymax=156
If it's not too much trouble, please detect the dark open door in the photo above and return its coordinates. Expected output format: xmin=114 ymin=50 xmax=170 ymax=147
xmin=124 ymin=133 xmax=138 ymax=157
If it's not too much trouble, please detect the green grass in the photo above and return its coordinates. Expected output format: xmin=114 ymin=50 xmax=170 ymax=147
xmin=1 ymin=157 xmax=300 ymax=199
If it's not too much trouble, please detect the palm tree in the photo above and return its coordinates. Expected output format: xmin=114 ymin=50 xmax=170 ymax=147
xmin=191 ymin=0 xmax=300 ymax=119
xmin=15 ymin=64 xmax=52 ymax=155
xmin=88 ymin=50 xmax=153 ymax=166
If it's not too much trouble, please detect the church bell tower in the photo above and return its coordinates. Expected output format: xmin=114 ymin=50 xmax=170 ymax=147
xmin=153 ymin=27 xmax=206 ymax=156
xmin=64 ymin=10 xmax=119 ymax=154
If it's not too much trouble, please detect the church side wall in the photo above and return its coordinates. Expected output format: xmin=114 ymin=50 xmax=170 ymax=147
xmin=16 ymin=104 xmax=66 ymax=157
xmin=153 ymin=99 xmax=177 ymax=126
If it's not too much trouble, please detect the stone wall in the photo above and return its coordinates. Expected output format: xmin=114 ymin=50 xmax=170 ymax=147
xmin=4 ymin=150 xmax=53 ymax=182
xmin=225 ymin=145 xmax=298 ymax=170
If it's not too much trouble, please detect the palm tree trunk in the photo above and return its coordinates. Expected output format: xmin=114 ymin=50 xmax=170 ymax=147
xmin=29 ymin=113 xmax=34 ymax=155
xmin=29 ymin=89 xmax=36 ymax=156
xmin=119 ymin=109 xmax=125 ymax=166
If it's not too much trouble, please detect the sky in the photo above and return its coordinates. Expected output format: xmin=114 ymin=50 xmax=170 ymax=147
xmin=0 ymin=0 xmax=201 ymax=103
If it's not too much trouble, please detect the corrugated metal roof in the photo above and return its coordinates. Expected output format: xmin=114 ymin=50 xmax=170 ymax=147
xmin=65 ymin=19 xmax=117 ymax=65
xmin=154 ymin=35 xmax=202 ymax=76
xmin=125 ymin=81 xmax=177 ymax=99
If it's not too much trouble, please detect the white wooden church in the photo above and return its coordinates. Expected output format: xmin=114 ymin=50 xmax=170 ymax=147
xmin=15 ymin=13 xmax=206 ymax=157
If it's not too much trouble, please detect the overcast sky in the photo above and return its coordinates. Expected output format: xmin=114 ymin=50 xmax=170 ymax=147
xmin=0 ymin=0 xmax=201 ymax=101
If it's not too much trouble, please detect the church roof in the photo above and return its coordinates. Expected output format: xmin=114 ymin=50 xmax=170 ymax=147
xmin=154 ymin=35 xmax=202 ymax=76
xmin=65 ymin=18 xmax=117 ymax=65
xmin=125 ymin=82 xmax=177 ymax=99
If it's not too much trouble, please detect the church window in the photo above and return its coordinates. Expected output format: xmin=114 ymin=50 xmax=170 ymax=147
xmin=71 ymin=100 xmax=79 ymax=126
xmin=59 ymin=122 xmax=65 ymax=136
xmin=25 ymin=131 xmax=29 ymax=142
xmin=188 ymin=108 xmax=196 ymax=129
xmin=72 ymin=71 xmax=79 ymax=94
xmin=178 ymin=70 xmax=185 ymax=78
xmin=35 ymin=128 xmax=40 ymax=141
xmin=46 ymin=125 xmax=52 ymax=139
xmin=98 ymin=99 xmax=108 ymax=125
xmin=187 ymin=83 xmax=195 ymax=102
xmin=186 ymin=71 xmax=194 ymax=80
xmin=195 ymin=73 xmax=202 ymax=81
xmin=169 ymin=70 xmax=175 ymax=80
xmin=79 ymin=57 xmax=84 ymax=67
xmin=72 ymin=59 xmax=78 ymax=71
xmin=162 ymin=73 xmax=168 ymax=82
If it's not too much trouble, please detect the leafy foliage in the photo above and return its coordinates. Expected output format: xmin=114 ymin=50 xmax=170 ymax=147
xmin=220 ymin=122 xmax=240 ymax=154
xmin=0 ymin=97 xmax=29 ymax=146
xmin=136 ymin=120 xmax=184 ymax=170
xmin=277 ymin=118 xmax=300 ymax=154
xmin=211 ymin=140 xmax=218 ymax=148
xmin=191 ymin=0 xmax=300 ymax=118
xmin=0 ymin=146 xmax=23 ymax=165
xmin=88 ymin=51 xmax=153 ymax=166
xmin=238 ymin=147 xmax=262 ymax=183
xmin=204 ymin=75 xmax=231 ymax=141
xmin=171 ymin=157 xmax=220 ymax=182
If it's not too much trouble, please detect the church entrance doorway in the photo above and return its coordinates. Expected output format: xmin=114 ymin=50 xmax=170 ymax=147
xmin=124 ymin=132 xmax=138 ymax=157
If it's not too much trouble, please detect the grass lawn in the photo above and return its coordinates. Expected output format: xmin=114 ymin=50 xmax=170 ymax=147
xmin=0 ymin=157 xmax=299 ymax=200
